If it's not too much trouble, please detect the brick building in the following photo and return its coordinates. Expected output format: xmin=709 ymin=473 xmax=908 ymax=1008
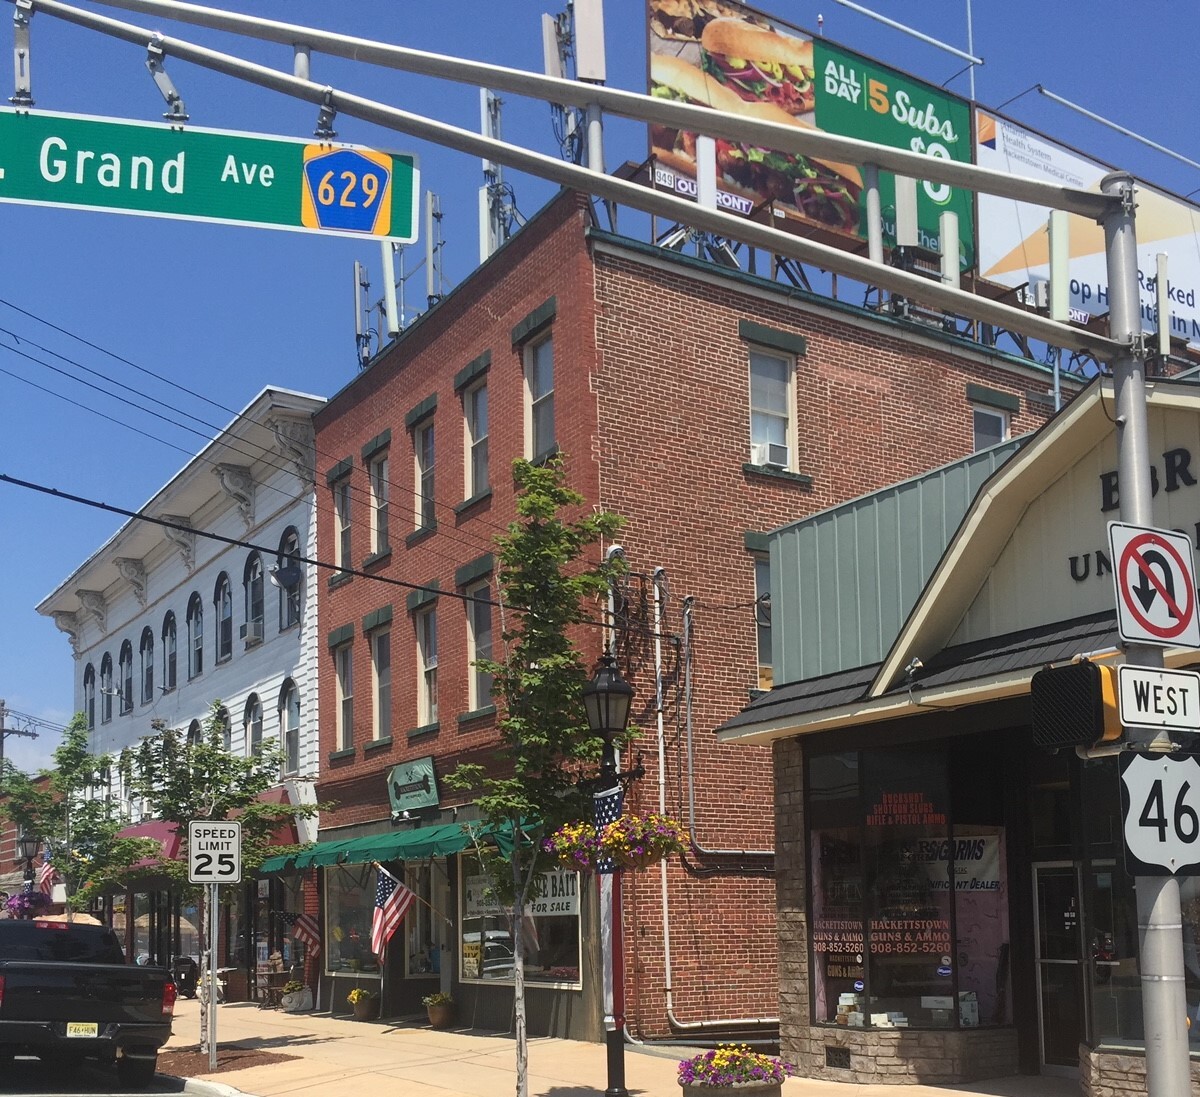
xmin=289 ymin=187 xmax=1062 ymax=1037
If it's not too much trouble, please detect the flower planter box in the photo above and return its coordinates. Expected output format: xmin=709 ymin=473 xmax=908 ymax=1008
xmin=350 ymin=997 xmax=379 ymax=1021
xmin=680 ymin=1083 xmax=782 ymax=1097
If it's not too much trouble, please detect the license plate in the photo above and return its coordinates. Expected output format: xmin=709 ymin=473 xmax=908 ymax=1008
xmin=66 ymin=1022 xmax=98 ymax=1038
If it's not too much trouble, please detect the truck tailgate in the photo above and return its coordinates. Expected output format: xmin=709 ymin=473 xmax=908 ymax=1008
xmin=0 ymin=962 xmax=169 ymax=1025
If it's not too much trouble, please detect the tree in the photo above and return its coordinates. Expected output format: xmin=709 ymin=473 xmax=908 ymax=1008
xmin=0 ymin=714 xmax=158 ymax=907
xmin=447 ymin=456 xmax=623 ymax=1097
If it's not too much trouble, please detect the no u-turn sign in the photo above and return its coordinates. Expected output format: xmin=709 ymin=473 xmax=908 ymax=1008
xmin=1109 ymin=523 xmax=1200 ymax=648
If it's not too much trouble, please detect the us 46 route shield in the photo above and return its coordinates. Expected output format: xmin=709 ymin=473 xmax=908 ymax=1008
xmin=0 ymin=107 xmax=419 ymax=242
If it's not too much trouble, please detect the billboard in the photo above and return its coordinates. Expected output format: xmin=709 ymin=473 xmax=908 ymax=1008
xmin=647 ymin=0 xmax=974 ymax=266
xmin=976 ymin=110 xmax=1200 ymax=346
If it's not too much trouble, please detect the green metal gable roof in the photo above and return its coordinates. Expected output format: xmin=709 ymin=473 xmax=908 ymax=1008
xmin=770 ymin=438 xmax=1025 ymax=684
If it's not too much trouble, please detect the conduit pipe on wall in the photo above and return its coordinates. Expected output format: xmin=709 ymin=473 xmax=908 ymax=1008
xmin=655 ymin=581 xmax=777 ymax=1035
xmin=682 ymin=598 xmax=774 ymax=859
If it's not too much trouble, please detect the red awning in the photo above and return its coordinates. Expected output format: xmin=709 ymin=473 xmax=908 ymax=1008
xmin=117 ymin=820 xmax=181 ymax=868
xmin=257 ymin=786 xmax=299 ymax=848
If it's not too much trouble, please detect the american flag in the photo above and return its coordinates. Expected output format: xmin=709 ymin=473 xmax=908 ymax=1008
xmin=36 ymin=856 xmax=55 ymax=898
xmin=277 ymin=911 xmax=321 ymax=957
xmin=370 ymin=867 xmax=415 ymax=958
xmin=593 ymin=784 xmax=624 ymax=875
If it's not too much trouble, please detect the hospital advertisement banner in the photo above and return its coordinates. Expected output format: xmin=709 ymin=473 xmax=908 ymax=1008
xmin=976 ymin=110 xmax=1200 ymax=346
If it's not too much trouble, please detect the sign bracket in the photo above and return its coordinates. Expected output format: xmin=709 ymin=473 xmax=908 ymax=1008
xmin=145 ymin=34 xmax=187 ymax=124
xmin=314 ymin=86 xmax=336 ymax=140
xmin=10 ymin=0 xmax=32 ymax=108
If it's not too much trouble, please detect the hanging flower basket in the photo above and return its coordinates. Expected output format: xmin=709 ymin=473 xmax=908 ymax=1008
xmin=543 ymin=813 xmax=688 ymax=873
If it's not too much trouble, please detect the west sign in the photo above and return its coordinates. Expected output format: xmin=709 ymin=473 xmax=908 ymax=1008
xmin=0 ymin=108 xmax=419 ymax=241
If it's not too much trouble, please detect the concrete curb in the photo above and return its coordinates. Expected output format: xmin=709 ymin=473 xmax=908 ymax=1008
xmin=172 ymin=1075 xmax=250 ymax=1097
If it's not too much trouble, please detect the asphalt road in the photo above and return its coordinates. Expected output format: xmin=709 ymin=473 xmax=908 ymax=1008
xmin=0 ymin=1055 xmax=187 ymax=1095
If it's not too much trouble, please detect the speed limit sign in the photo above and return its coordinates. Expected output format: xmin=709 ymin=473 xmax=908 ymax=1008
xmin=188 ymin=820 xmax=242 ymax=884
xmin=1119 ymin=754 xmax=1200 ymax=876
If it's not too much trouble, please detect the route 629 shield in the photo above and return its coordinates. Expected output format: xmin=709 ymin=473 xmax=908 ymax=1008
xmin=1119 ymin=753 xmax=1200 ymax=876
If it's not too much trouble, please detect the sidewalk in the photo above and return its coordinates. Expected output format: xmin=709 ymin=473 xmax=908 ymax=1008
xmin=166 ymin=997 xmax=1077 ymax=1097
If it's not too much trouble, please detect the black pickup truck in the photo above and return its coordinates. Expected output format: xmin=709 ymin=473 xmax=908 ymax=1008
xmin=0 ymin=918 xmax=175 ymax=1088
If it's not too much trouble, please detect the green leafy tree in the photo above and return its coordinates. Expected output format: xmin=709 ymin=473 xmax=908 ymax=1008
xmin=0 ymin=715 xmax=158 ymax=907
xmin=447 ymin=456 xmax=623 ymax=1097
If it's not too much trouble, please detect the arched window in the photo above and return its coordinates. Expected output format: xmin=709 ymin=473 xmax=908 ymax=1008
xmin=243 ymin=553 xmax=264 ymax=645
xmin=83 ymin=664 xmax=96 ymax=730
xmin=186 ymin=593 xmax=204 ymax=679
xmin=277 ymin=527 xmax=302 ymax=630
xmin=100 ymin=654 xmax=113 ymax=723
xmin=187 ymin=719 xmax=202 ymax=747
xmin=215 ymin=705 xmax=231 ymax=751
xmin=162 ymin=612 xmax=177 ymax=692
xmin=279 ymin=680 xmax=300 ymax=776
xmin=214 ymin=573 xmax=233 ymax=662
xmin=118 ymin=640 xmax=133 ymax=715
xmin=139 ymin=627 xmax=154 ymax=704
xmin=245 ymin=695 xmax=263 ymax=757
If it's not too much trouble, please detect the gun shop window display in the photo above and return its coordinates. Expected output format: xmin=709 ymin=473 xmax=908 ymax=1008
xmin=459 ymin=854 xmax=582 ymax=986
xmin=808 ymin=744 xmax=1010 ymax=1030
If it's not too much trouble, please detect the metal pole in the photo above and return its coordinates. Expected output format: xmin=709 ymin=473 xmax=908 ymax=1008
xmin=1103 ymin=169 xmax=1191 ymax=1096
xmin=208 ymin=881 xmax=218 ymax=1073
xmin=599 ymin=740 xmax=627 ymax=1097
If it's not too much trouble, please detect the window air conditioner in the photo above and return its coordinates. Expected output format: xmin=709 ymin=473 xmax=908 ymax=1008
xmin=750 ymin=442 xmax=789 ymax=468
xmin=240 ymin=621 xmax=264 ymax=644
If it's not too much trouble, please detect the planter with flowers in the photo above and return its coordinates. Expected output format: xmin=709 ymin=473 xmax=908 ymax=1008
xmin=543 ymin=813 xmax=688 ymax=873
xmin=345 ymin=986 xmax=380 ymax=1021
xmin=677 ymin=1044 xmax=793 ymax=1096
xmin=6 ymin=891 xmax=50 ymax=920
xmin=422 ymin=991 xmax=455 ymax=1029
xmin=280 ymin=979 xmax=313 ymax=1013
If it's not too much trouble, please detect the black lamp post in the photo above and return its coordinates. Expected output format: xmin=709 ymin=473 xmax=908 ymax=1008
xmin=17 ymin=830 xmax=38 ymax=917
xmin=582 ymin=653 xmax=634 ymax=1097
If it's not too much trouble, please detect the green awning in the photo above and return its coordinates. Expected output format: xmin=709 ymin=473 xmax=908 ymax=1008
xmin=259 ymin=821 xmax=488 ymax=874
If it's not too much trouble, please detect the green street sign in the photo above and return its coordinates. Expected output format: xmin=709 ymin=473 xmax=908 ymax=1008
xmin=0 ymin=107 xmax=419 ymax=241
xmin=813 ymin=42 xmax=974 ymax=269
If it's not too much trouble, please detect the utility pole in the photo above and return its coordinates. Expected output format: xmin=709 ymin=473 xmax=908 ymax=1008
xmin=1102 ymin=171 xmax=1191 ymax=1096
xmin=0 ymin=700 xmax=39 ymax=775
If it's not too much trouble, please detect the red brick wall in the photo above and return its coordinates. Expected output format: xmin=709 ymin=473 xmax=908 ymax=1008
xmin=312 ymin=188 xmax=1059 ymax=1039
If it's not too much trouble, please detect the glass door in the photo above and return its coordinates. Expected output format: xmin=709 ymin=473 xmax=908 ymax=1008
xmin=1033 ymin=862 xmax=1085 ymax=1075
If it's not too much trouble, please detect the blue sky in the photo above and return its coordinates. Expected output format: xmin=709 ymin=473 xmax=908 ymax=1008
xmin=1 ymin=0 xmax=1195 ymax=773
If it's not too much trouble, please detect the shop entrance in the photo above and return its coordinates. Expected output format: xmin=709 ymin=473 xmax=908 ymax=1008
xmin=1033 ymin=862 xmax=1085 ymax=1075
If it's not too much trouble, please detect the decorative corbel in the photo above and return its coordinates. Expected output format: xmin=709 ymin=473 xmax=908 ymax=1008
xmin=161 ymin=515 xmax=196 ymax=572
xmin=51 ymin=611 xmax=80 ymax=658
xmin=75 ymin=590 xmax=107 ymax=634
xmin=215 ymin=464 xmax=255 ymax=528
xmin=269 ymin=415 xmax=316 ymax=490
xmin=115 ymin=557 xmax=147 ymax=607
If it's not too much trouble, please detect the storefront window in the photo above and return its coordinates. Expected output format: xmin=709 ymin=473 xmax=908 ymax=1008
xmin=405 ymin=862 xmax=451 ymax=978
xmin=808 ymin=742 xmax=1008 ymax=1030
xmin=459 ymin=856 xmax=581 ymax=986
xmin=133 ymin=892 xmax=152 ymax=964
xmin=325 ymin=866 xmax=381 ymax=975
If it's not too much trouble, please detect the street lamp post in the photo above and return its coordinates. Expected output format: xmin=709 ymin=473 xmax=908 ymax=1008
xmin=582 ymin=653 xmax=634 ymax=1097
xmin=17 ymin=830 xmax=38 ymax=918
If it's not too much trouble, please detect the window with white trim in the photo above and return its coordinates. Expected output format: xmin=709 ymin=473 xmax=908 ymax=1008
xmin=466 ymin=581 xmax=493 ymax=711
xmin=214 ymin=573 xmax=233 ymax=663
xmin=464 ymin=381 xmax=489 ymax=498
xmin=139 ymin=627 xmax=154 ymax=704
xmin=369 ymin=453 xmax=390 ymax=554
xmin=245 ymin=694 xmax=263 ymax=758
xmin=280 ymin=680 xmax=300 ymax=775
xmin=83 ymin=664 xmax=96 ymax=730
xmin=972 ymin=405 xmax=1009 ymax=451
xmin=100 ymin=653 xmax=113 ymax=723
xmin=370 ymin=628 xmax=392 ymax=741
xmin=526 ymin=335 xmax=555 ymax=460
xmin=243 ymin=553 xmax=264 ymax=645
xmin=162 ymin=612 xmax=177 ymax=692
xmin=119 ymin=641 xmax=133 ymax=715
xmin=416 ymin=606 xmax=438 ymax=726
xmin=186 ymin=593 xmax=204 ymax=679
xmin=277 ymin=527 xmax=302 ymax=629
xmin=748 ymin=347 xmax=794 ymax=469
xmin=334 ymin=477 xmax=352 ymax=571
xmin=415 ymin=421 xmax=435 ymax=531
xmin=335 ymin=644 xmax=354 ymax=751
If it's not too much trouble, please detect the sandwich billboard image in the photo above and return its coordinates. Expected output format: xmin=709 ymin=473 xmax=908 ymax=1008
xmin=647 ymin=0 xmax=974 ymax=267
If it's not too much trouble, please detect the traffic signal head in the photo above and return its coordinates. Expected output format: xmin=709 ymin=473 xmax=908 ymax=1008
xmin=1030 ymin=661 xmax=1121 ymax=750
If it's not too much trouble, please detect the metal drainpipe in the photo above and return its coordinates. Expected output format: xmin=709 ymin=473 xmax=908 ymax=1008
xmin=650 ymin=593 xmax=777 ymax=1034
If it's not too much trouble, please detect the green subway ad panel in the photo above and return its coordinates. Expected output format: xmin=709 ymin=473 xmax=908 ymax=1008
xmin=0 ymin=108 xmax=419 ymax=242
xmin=813 ymin=42 xmax=974 ymax=269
